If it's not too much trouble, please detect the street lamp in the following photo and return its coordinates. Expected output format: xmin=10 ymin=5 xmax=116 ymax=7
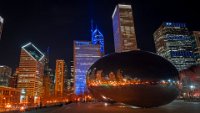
xmin=189 ymin=85 xmax=195 ymax=100
xmin=190 ymin=85 xmax=195 ymax=90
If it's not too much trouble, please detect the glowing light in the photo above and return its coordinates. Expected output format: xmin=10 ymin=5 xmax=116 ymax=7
xmin=0 ymin=16 xmax=4 ymax=23
xmin=101 ymin=95 xmax=107 ymax=99
xmin=20 ymin=106 xmax=25 ymax=112
xmin=104 ymin=103 xmax=108 ymax=106
xmin=112 ymin=5 xmax=118 ymax=18
xmin=5 ymin=104 xmax=11 ymax=108
xmin=118 ymin=4 xmax=132 ymax=9
xmin=190 ymin=85 xmax=195 ymax=89
xmin=22 ymin=42 xmax=45 ymax=61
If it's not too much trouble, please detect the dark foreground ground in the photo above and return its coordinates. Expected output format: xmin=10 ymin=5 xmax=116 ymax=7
xmin=5 ymin=100 xmax=200 ymax=113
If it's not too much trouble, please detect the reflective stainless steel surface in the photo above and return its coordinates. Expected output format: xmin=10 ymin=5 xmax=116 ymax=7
xmin=87 ymin=50 xmax=179 ymax=107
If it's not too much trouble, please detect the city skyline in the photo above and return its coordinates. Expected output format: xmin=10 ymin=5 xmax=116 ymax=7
xmin=0 ymin=0 xmax=200 ymax=70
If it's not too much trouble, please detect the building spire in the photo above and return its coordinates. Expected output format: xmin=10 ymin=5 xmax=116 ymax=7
xmin=96 ymin=24 xmax=98 ymax=30
xmin=91 ymin=19 xmax=94 ymax=34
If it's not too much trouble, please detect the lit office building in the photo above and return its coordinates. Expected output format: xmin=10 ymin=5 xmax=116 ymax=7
xmin=43 ymin=48 xmax=55 ymax=97
xmin=63 ymin=65 xmax=68 ymax=95
xmin=17 ymin=42 xmax=45 ymax=104
xmin=193 ymin=31 xmax=200 ymax=64
xmin=0 ymin=86 xmax=20 ymax=111
xmin=73 ymin=41 xmax=102 ymax=95
xmin=154 ymin=22 xmax=196 ymax=71
xmin=0 ymin=16 xmax=3 ymax=40
xmin=49 ymin=69 xmax=55 ymax=96
xmin=43 ymin=74 xmax=51 ymax=98
xmin=55 ymin=60 xmax=66 ymax=97
xmin=9 ymin=69 xmax=18 ymax=88
xmin=70 ymin=60 xmax=74 ymax=78
xmin=67 ymin=60 xmax=74 ymax=92
xmin=112 ymin=4 xmax=137 ymax=52
xmin=0 ymin=65 xmax=12 ymax=87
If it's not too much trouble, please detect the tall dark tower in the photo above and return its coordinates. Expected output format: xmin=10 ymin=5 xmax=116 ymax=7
xmin=43 ymin=47 xmax=55 ymax=97
xmin=112 ymin=4 xmax=138 ymax=52
xmin=91 ymin=20 xmax=105 ymax=54
xmin=44 ymin=47 xmax=50 ymax=73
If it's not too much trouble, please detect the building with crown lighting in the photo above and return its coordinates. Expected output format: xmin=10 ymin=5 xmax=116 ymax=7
xmin=17 ymin=42 xmax=45 ymax=105
xmin=0 ymin=16 xmax=3 ymax=40
xmin=91 ymin=21 xmax=104 ymax=54
xmin=154 ymin=22 xmax=196 ymax=71
xmin=112 ymin=4 xmax=137 ymax=52
xmin=0 ymin=65 xmax=12 ymax=87
xmin=73 ymin=41 xmax=102 ymax=95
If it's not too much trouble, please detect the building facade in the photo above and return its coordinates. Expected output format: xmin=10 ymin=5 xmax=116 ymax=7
xmin=0 ymin=65 xmax=12 ymax=87
xmin=43 ymin=48 xmax=55 ymax=98
xmin=112 ymin=4 xmax=137 ymax=52
xmin=70 ymin=60 xmax=74 ymax=88
xmin=17 ymin=42 xmax=45 ymax=104
xmin=193 ymin=31 xmax=200 ymax=64
xmin=179 ymin=65 xmax=200 ymax=99
xmin=0 ymin=86 xmax=20 ymax=111
xmin=55 ymin=60 xmax=66 ymax=97
xmin=0 ymin=16 xmax=3 ymax=40
xmin=154 ymin=22 xmax=196 ymax=71
xmin=73 ymin=41 xmax=102 ymax=95
xmin=9 ymin=69 xmax=18 ymax=88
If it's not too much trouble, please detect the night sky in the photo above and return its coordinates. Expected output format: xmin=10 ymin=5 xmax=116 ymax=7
xmin=0 ymin=0 xmax=200 ymax=71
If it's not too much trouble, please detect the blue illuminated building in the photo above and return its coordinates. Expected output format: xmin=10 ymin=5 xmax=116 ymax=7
xmin=73 ymin=41 xmax=102 ymax=95
xmin=91 ymin=20 xmax=104 ymax=54
xmin=154 ymin=22 xmax=196 ymax=71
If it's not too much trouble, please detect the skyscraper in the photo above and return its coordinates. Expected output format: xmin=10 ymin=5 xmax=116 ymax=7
xmin=91 ymin=20 xmax=104 ymax=54
xmin=0 ymin=65 xmax=12 ymax=87
xmin=73 ymin=41 xmax=102 ymax=95
xmin=0 ymin=16 xmax=3 ymax=40
xmin=68 ymin=60 xmax=74 ymax=92
xmin=43 ymin=47 xmax=54 ymax=97
xmin=44 ymin=47 xmax=50 ymax=75
xmin=112 ymin=4 xmax=137 ymax=52
xmin=193 ymin=31 xmax=200 ymax=63
xmin=55 ymin=60 xmax=66 ymax=97
xmin=154 ymin=22 xmax=196 ymax=71
xmin=9 ymin=69 xmax=18 ymax=88
xmin=17 ymin=42 xmax=45 ymax=104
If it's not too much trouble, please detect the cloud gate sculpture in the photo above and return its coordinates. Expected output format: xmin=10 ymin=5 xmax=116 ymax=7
xmin=87 ymin=50 xmax=179 ymax=107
